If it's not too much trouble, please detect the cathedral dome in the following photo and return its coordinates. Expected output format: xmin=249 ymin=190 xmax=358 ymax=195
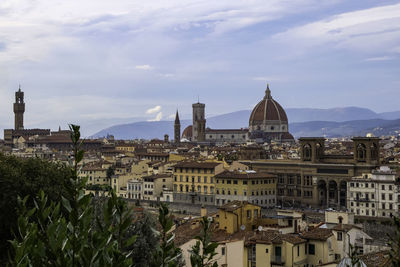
xmin=182 ymin=125 xmax=193 ymax=140
xmin=248 ymin=85 xmax=289 ymax=136
xmin=249 ymin=85 xmax=288 ymax=126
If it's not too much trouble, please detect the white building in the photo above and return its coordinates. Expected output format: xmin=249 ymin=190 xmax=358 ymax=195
xmin=347 ymin=166 xmax=399 ymax=218
xmin=127 ymin=179 xmax=142 ymax=200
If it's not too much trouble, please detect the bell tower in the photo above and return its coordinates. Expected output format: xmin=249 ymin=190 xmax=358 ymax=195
xmin=192 ymin=102 xmax=206 ymax=142
xmin=174 ymin=110 xmax=181 ymax=144
xmin=14 ymin=86 xmax=25 ymax=130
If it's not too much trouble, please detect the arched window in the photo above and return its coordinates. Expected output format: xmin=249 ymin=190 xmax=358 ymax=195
xmin=303 ymin=144 xmax=312 ymax=161
xmin=357 ymin=144 xmax=366 ymax=161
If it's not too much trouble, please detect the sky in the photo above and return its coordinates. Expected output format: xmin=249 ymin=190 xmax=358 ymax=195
xmin=0 ymin=0 xmax=399 ymax=136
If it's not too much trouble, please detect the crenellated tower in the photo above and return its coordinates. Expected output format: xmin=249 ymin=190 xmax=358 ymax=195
xmin=192 ymin=102 xmax=206 ymax=142
xmin=14 ymin=87 xmax=25 ymax=130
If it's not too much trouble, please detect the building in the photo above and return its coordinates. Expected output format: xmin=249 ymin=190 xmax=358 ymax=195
xmin=174 ymin=110 xmax=181 ymax=144
xmin=347 ymin=166 xmax=399 ymax=218
xmin=4 ymin=87 xmax=51 ymax=146
xmin=142 ymin=173 xmax=173 ymax=201
xmin=243 ymin=137 xmax=381 ymax=208
xmin=181 ymin=84 xmax=294 ymax=144
xmin=217 ymin=201 xmax=262 ymax=234
xmin=127 ymin=179 xmax=142 ymax=200
xmin=214 ymin=170 xmax=277 ymax=207
xmin=173 ymin=161 xmax=224 ymax=205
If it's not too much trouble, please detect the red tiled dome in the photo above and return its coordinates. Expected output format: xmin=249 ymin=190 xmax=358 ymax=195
xmin=182 ymin=125 xmax=193 ymax=139
xmin=249 ymin=85 xmax=288 ymax=127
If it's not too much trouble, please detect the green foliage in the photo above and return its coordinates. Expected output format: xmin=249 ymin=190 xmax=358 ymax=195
xmin=8 ymin=124 xmax=136 ymax=267
xmin=0 ymin=152 xmax=74 ymax=264
xmin=151 ymin=203 xmax=183 ymax=267
xmin=189 ymin=217 xmax=219 ymax=267
xmin=129 ymin=213 xmax=158 ymax=267
xmin=389 ymin=216 xmax=400 ymax=265
xmin=106 ymin=166 xmax=115 ymax=179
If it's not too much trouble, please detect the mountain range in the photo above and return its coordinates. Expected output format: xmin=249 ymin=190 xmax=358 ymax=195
xmin=91 ymin=107 xmax=400 ymax=140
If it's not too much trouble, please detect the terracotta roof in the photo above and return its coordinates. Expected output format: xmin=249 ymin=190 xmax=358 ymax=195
xmin=281 ymin=234 xmax=307 ymax=244
xmin=218 ymin=200 xmax=260 ymax=212
xmin=249 ymin=86 xmax=288 ymax=126
xmin=142 ymin=174 xmax=172 ymax=180
xmin=332 ymin=224 xmax=361 ymax=232
xmin=173 ymin=161 xmax=222 ymax=169
xmin=301 ymin=228 xmax=333 ymax=241
xmin=182 ymin=125 xmax=193 ymax=139
xmin=215 ymin=170 xmax=276 ymax=179
xmin=136 ymin=152 xmax=169 ymax=157
xmin=358 ymin=251 xmax=391 ymax=267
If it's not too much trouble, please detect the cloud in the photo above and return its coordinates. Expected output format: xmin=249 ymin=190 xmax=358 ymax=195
xmin=146 ymin=105 xmax=161 ymax=114
xmin=365 ymin=56 xmax=393 ymax=61
xmin=135 ymin=64 xmax=153 ymax=70
xmin=148 ymin=112 xmax=162 ymax=121
xmin=273 ymin=3 xmax=400 ymax=53
xmin=159 ymin=73 xmax=175 ymax=78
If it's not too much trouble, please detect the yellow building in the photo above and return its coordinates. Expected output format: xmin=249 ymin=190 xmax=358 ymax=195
xmin=244 ymin=231 xmax=307 ymax=267
xmin=301 ymin=227 xmax=338 ymax=265
xmin=217 ymin=201 xmax=262 ymax=234
xmin=79 ymin=164 xmax=108 ymax=185
xmin=173 ymin=161 xmax=224 ymax=205
xmin=115 ymin=143 xmax=135 ymax=152
xmin=215 ymin=170 xmax=277 ymax=207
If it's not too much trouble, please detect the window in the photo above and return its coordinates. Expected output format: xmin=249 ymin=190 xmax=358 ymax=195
xmin=297 ymin=245 xmax=300 ymax=257
xmin=337 ymin=232 xmax=343 ymax=241
xmin=382 ymin=194 xmax=385 ymax=200
xmin=247 ymin=210 xmax=251 ymax=219
xmin=198 ymin=176 xmax=201 ymax=183
xmin=265 ymin=248 xmax=269 ymax=253
xmin=243 ymin=181 xmax=248 ymax=185
xmin=308 ymin=244 xmax=315 ymax=255
xmin=227 ymin=180 xmax=231 ymax=184
xmin=382 ymin=185 xmax=385 ymax=190
xmin=233 ymin=180 xmax=238 ymax=184
xmin=221 ymin=247 xmax=225 ymax=255
xmin=204 ymin=177 xmax=207 ymax=183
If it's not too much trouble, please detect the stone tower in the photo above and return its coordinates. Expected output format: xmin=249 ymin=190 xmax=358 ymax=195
xmin=192 ymin=102 xmax=206 ymax=142
xmin=174 ymin=110 xmax=181 ymax=144
xmin=14 ymin=87 xmax=25 ymax=130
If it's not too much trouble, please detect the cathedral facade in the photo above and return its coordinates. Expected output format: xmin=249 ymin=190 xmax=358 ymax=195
xmin=181 ymin=85 xmax=294 ymax=144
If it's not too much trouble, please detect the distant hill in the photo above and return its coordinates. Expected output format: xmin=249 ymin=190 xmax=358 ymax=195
xmin=290 ymin=119 xmax=400 ymax=138
xmin=91 ymin=107 xmax=400 ymax=139
xmin=286 ymin=107 xmax=379 ymax=123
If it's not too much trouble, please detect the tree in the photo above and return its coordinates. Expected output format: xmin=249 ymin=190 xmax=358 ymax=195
xmin=106 ymin=166 xmax=115 ymax=179
xmin=151 ymin=203 xmax=183 ymax=267
xmin=189 ymin=217 xmax=219 ymax=267
xmin=389 ymin=216 xmax=400 ymax=265
xmin=129 ymin=213 xmax=158 ymax=267
xmin=8 ymin=124 xmax=136 ymax=266
xmin=0 ymin=152 xmax=74 ymax=264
